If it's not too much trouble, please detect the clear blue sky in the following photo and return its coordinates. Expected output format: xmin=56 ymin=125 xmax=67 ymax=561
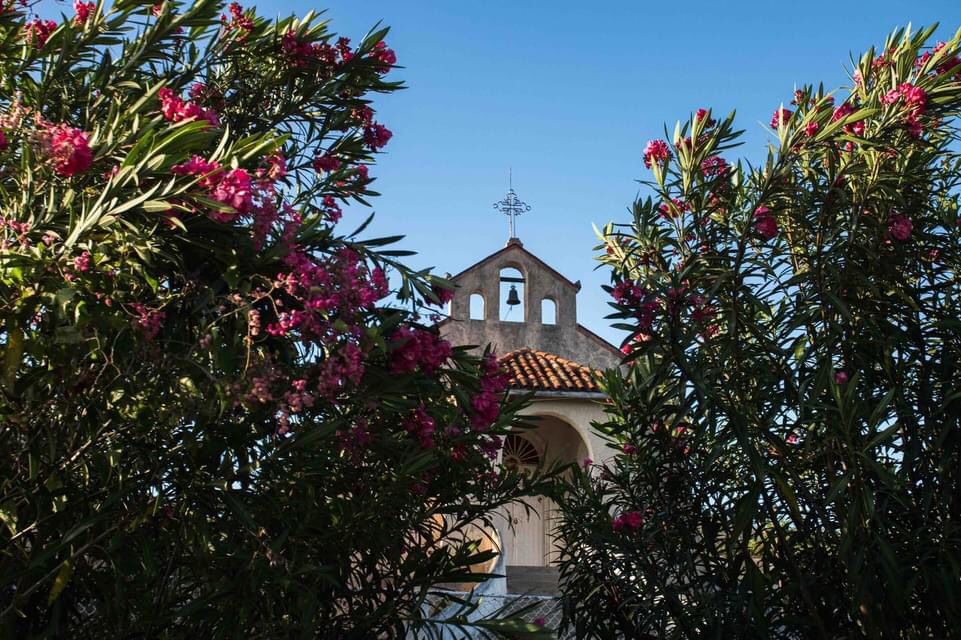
xmin=261 ymin=0 xmax=961 ymax=346
xmin=42 ymin=0 xmax=961 ymax=345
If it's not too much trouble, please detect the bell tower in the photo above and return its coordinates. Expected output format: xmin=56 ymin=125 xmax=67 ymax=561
xmin=439 ymin=180 xmax=620 ymax=370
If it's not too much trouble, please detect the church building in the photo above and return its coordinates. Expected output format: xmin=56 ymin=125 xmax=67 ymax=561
xmin=438 ymin=214 xmax=622 ymax=592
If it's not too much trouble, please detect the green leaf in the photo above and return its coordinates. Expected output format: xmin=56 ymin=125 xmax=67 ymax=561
xmin=48 ymin=560 xmax=72 ymax=605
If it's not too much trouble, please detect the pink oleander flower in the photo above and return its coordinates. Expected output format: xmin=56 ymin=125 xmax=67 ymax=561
xmin=701 ymin=155 xmax=729 ymax=177
xmin=905 ymin=113 xmax=923 ymax=138
xmin=389 ymin=326 xmax=452 ymax=375
xmin=429 ymin=283 xmax=454 ymax=306
xmin=770 ymin=107 xmax=793 ymax=129
xmin=691 ymin=302 xmax=716 ymax=324
xmin=403 ymin=407 xmax=436 ymax=449
xmin=883 ymin=83 xmax=928 ymax=112
xmin=882 ymin=83 xmax=928 ymax=137
xmin=171 ymin=157 xmax=256 ymax=221
xmin=888 ymin=214 xmax=912 ymax=241
xmin=336 ymin=36 xmax=353 ymax=63
xmin=317 ymin=342 xmax=365 ymax=398
xmin=917 ymin=41 xmax=961 ymax=78
xmin=73 ymin=251 xmax=92 ymax=272
xmin=0 ymin=130 xmax=7 ymax=152
xmin=642 ymin=139 xmax=671 ymax=169
xmin=281 ymin=30 xmax=340 ymax=67
xmin=469 ymin=391 xmax=500 ymax=430
xmin=612 ymin=510 xmax=643 ymax=532
xmin=313 ymin=154 xmax=341 ymax=173
xmin=189 ymin=82 xmax=207 ymax=100
xmin=468 ymin=353 xmax=509 ymax=430
xmin=321 ymin=195 xmax=342 ymax=223
xmin=880 ymin=88 xmax=901 ymax=106
xmin=658 ymin=198 xmax=690 ymax=219
xmin=611 ymin=279 xmax=643 ymax=306
xmin=352 ymin=105 xmax=374 ymax=125
xmin=158 ymin=87 xmax=220 ymax=127
xmin=130 ymin=303 xmax=165 ymax=340
xmin=371 ymin=41 xmax=396 ymax=73
xmin=695 ymin=107 xmax=715 ymax=127
xmin=804 ymin=121 xmax=820 ymax=137
xmin=363 ymin=123 xmax=392 ymax=151
xmin=171 ymin=154 xmax=220 ymax=180
xmin=73 ymin=0 xmax=95 ymax=25
xmin=221 ymin=2 xmax=254 ymax=37
xmin=834 ymin=370 xmax=849 ymax=385
xmin=46 ymin=124 xmax=93 ymax=177
xmin=786 ymin=434 xmax=799 ymax=445
xmin=24 ymin=19 xmax=57 ymax=47
xmin=261 ymin=153 xmax=286 ymax=182
xmin=210 ymin=168 xmax=253 ymax=216
xmin=832 ymin=103 xmax=865 ymax=137
xmin=753 ymin=206 xmax=777 ymax=240
xmin=622 ymin=443 xmax=638 ymax=455
xmin=281 ymin=30 xmax=311 ymax=64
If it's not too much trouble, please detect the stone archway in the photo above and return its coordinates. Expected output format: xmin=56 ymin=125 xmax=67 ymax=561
xmin=500 ymin=414 xmax=589 ymax=569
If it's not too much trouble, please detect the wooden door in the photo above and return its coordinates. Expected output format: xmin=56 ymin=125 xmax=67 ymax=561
xmin=505 ymin=493 xmax=544 ymax=566
xmin=544 ymin=496 xmax=563 ymax=565
xmin=500 ymin=434 xmax=547 ymax=566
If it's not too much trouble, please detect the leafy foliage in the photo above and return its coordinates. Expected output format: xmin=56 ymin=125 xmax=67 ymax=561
xmin=558 ymin=25 xmax=961 ymax=639
xmin=0 ymin=1 xmax=553 ymax=637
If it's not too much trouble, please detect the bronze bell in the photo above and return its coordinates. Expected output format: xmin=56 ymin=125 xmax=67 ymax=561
xmin=506 ymin=284 xmax=521 ymax=307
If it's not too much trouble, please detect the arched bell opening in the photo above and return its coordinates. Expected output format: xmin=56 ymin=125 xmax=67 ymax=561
xmin=498 ymin=266 xmax=525 ymax=322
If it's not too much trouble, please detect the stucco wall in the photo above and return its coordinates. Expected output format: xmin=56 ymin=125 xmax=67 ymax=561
xmin=440 ymin=240 xmax=621 ymax=371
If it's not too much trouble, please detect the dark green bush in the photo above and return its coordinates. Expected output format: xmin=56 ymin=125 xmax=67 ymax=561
xmin=0 ymin=2 xmax=551 ymax=637
xmin=558 ymin=25 xmax=961 ymax=639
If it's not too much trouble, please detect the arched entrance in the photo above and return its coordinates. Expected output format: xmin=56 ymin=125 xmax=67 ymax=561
xmin=500 ymin=415 xmax=589 ymax=568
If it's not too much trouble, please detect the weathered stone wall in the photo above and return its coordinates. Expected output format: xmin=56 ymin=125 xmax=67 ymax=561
xmin=440 ymin=239 xmax=621 ymax=371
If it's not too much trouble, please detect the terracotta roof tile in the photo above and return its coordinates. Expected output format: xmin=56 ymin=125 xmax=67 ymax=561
xmin=499 ymin=348 xmax=602 ymax=393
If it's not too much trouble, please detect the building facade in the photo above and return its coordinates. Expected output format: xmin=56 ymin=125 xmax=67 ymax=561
xmin=438 ymin=238 xmax=621 ymax=590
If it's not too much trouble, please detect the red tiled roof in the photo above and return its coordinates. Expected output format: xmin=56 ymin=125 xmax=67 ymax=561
xmin=499 ymin=348 xmax=602 ymax=393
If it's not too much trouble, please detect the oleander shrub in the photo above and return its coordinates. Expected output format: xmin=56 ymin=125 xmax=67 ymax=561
xmin=0 ymin=1 xmax=552 ymax=637
xmin=558 ymin=25 xmax=961 ymax=639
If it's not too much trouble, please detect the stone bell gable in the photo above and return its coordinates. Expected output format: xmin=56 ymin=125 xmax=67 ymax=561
xmin=439 ymin=238 xmax=621 ymax=371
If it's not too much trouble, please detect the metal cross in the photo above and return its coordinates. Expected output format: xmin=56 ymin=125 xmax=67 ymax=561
xmin=492 ymin=169 xmax=531 ymax=239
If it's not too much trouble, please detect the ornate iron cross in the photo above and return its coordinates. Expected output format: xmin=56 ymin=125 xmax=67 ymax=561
xmin=492 ymin=170 xmax=531 ymax=239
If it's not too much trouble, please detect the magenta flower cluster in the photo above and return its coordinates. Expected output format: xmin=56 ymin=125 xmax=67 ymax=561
xmin=880 ymin=83 xmax=928 ymax=137
xmin=43 ymin=124 xmax=93 ymax=177
xmin=469 ymin=353 xmax=510 ymax=431
xmin=753 ymin=206 xmax=777 ymax=240
xmin=612 ymin=510 xmax=643 ymax=532
xmin=404 ymin=407 xmax=437 ymax=449
xmin=158 ymin=87 xmax=220 ymax=128
xmin=24 ymin=19 xmax=57 ymax=47
xmin=643 ymin=139 xmax=671 ymax=169
xmin=73 ymin=0 xmax=94 ymax=25
xmin=389 ymin=326 xmax=453 ymax=375
xmin=770 ymin=107 xmax=793 ymax=129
